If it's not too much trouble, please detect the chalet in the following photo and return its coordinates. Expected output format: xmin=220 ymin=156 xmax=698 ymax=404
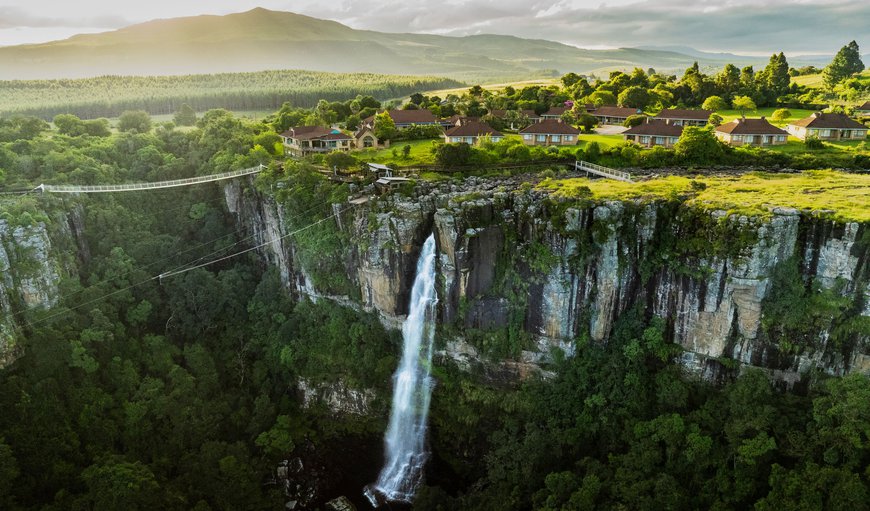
xmin=354 ymin=125 xmax=388 ymax=150
xmin=280 ymin=126 xmax=353 ymax=156
xmin=490 ymin=109 xmax=542 ymax=125
xmin=854 ymin=101 xmax=870 ymax=118
xmin=654 ymin=108 xmax=713 ymax=127
xmin=441 ymin=115 xmax=480 ymax=128
xmin=519 ymin=119 xmax=580 ymax=146
xmin=540 ymin=105 xmax=570 ymax=120
xmin=714 ymin=117 xmax=788 ymax=146
xmin=786 ymin=112 xmax=868 ymax=141
xmin=591 ymin=106 xmax=643 ymax=125
xmin=444 ymin=121 xmax=504 ymax=145
xmin=362 ymin=109 xmax=440 ymax=129
xmin=622 ymin=119 xmax=682 ymax=148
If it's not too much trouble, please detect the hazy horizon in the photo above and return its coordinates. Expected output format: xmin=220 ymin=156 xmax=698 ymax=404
xmin=0 ymin=1 xmax=865 ymax=56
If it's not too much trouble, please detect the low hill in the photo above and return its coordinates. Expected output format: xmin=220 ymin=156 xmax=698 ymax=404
xmin=0 ymin=8 xmax=724 ymax=81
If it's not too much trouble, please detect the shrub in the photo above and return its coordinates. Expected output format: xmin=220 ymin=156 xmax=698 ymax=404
xmin=804 ymin=136 xmax=824 ymax=150
xmin=623 ymin=115 xmax=647 ymax=128
xmin=771 ymin=108 xmax=792 ymax=122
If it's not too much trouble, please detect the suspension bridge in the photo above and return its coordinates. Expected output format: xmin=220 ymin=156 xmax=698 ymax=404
xmin=33 ymin=164 xmax=266 ymax=194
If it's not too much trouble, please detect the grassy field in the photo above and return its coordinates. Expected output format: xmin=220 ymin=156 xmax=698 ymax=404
xmin=421 ymin=78 xmax=561 ymax=98
xmin=716 ymin=108 xmax=816 ymax=126
xmin=578 ymin=133 xmax=623 ymax=148
xmin=792 ymin=70 xmax=870 ymax=90
xmin=355 ymin=138 xmax=442 ymax=166
xmin=539 ymin=170 xmax=870 ymax=222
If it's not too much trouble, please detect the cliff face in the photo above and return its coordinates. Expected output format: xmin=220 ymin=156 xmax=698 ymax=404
xmin=0 ymin=219 xmax=63 ymax=366
xmin=228 ymin=178 xmax=870 ymax=385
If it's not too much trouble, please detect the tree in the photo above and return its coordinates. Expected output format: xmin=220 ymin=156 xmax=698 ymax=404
xmin=702 ymin=95 xmax=728 ymax=112
xmin=84 ymin=118 xmax=112 ymax=137
xmin=173 ymin=103 xmax=197 ymax=126
xmin=760 ymin=52 xmax=791 ymax=100
xmin=771 ymin=108 xmax=791 ymax=122
xmin=561 ymin=72 xmax=582 ymax=88
xmin=434 ymin=142 xmax=473 ymax=167
xmin=576 ymin=113 xmax=597 ymax=133
xmin=708 ymin=113 xmax=724 ymax=126
xmin=325 ymin=150 xmax=357 ymax=171
xmin=587 ymin=90 xmax=617 ymax=107
xmin=617 ymin=86 xmax=650 ymax=109
xmin=54 ymin=113 xmax=86 ymax=136
xmin=823 ymin=41 xmax=865 ymax=89
xmin=623 ymin=114 xmax=647 ymax=128
xmin=118 ymin=110 xmax=152 ymax=133
xmin=731 ymin=95 xmax=757 ymax=115
xmin=674 ymin=126 xmax=724 ymax=163
xmin=373 ymin=111 xmax=398 ymax=141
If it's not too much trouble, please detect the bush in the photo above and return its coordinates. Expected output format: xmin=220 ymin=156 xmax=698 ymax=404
xmin=623 ymin=115 xmax=647 ymax=128
xmin=771 ymin=108 xmax=792 ymax=122
xmin=804 ymin=136 xmax=824 ymax=150
xmin=434 ymin=142 xmax=474 ymax=167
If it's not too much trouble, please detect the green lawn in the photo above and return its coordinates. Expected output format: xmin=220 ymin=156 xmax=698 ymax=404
xmin=716 ymin=108 xmax=816 ymax=126
xmin=577 ymin=133 xmax=623 ymax=148
xmin=763 ymin=138 xmax=868 ymax=154
xmin=539 ymin=170 xmax=870 ymax=223
xmin=792 ymin=70 xmax=870 ymax=90
xmin=355 ymin=138 xmax=442 ymax=166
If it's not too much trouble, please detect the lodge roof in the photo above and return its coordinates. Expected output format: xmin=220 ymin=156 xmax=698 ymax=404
xmin=623 ymin=120 xmax=683 ymax=137
xmin=715 ymin=117 xmax=788 ymax=135
xmin=519 ymin=119 xmax=581 ymax=135
xmin=592 ymin=106 xmax=643 ymax=118
xmin=280 ymin=126 xmax=336 ymax=140
xmin=655 ymin=108 xmax=713 ymax=121
xmin=542 ymin=106 xmax=570 ymax=116
xmin=444 ymin=121 xmax=503 ymax=138
xmin=788 ymin=112 xmax=867 ymax=129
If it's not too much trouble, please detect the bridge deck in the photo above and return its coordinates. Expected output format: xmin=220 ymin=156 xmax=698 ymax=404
xmin=38 ymin=164 xmax=266 ymax=193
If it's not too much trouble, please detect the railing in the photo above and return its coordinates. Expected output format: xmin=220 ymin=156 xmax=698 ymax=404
xmin=575 ymin=160 xmax=632 ymax=182
xmin=37 ymin=165 xmax=266 ymax=193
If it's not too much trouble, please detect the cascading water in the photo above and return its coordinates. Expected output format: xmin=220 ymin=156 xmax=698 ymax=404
xmin=365 ymin=234 xmax=438 ymax=506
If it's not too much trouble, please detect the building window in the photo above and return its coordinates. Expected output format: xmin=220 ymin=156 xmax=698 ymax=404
xmin=654 ymin=137 xmax=664 ymax=145
xmin=820 ymin=129 xmax=831 ymax=137
xmin=565 ymin=135 xmax=573 ymax=141
xmin=523 ymin=134 xmax=532 ymax=140
xmin=451 ymin=137 xmax=461 ymax=143
xmin=465 ymin=137 xmax=474 ymax=144
xmin=536 ymin=135 xmax=547 ymax=142
xmin=776 ymin=135 xmax=786 ymax=142
xmin=639 ymin=136 xmax=650 ymax=144
xmin=552 ymin=135 xmax=561 ymax=142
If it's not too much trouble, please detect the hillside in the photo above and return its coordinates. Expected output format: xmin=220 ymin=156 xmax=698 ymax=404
xmin=0 ymin=8 xmax=729 ymax=81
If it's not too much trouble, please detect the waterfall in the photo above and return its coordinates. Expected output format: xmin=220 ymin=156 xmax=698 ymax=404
xmin=365 ymin=234 xmax=438 ymax=506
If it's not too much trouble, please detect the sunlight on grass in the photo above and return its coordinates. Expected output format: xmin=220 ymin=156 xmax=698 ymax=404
xmin=539 ymin=170 xmax=870 ymax=223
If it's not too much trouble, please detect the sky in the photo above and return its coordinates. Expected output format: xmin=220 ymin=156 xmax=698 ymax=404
xmin=0 ymin=0 xmax=865 ymax=55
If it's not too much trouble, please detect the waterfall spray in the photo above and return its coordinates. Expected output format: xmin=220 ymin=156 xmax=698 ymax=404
xmin=365 ymin=234 xmax=438 ymax=506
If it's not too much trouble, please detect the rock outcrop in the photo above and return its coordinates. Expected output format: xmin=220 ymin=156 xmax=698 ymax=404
xmin=0 ymin=219 xmax=63 ymax=366
xmin=229 ymin=177 xmax=870 ymax=386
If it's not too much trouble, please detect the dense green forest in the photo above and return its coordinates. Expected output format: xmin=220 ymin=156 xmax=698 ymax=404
xmin=0 ymin=70 xmax=461 ymax=120
xmin=1 ymin=107 xmax=869 ymax=511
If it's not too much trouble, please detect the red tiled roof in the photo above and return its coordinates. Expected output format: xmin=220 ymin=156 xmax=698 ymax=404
xmin=385 ymin=109 xmax=438 ymax=124
xmin=445 ymin=121 xmax=503 ymax=138
xmin=280 ymin=126 xmax=350 ymax=141
xmin=592 ymin=106 xmax=643 ymax=118
xmin=519 ymin=119 xmax=580 ymax=135
xmin=856 ymin=101 xmax=870 ymax=110
xmin=624 ymin=121 xmax=683 ymax=137
xmin=655 ymin=108 xmax=713 ymax=121
xmin=715 ymin=117 xmax=788 ymax=135
xmin=542 ymin=106 xmax=569 ymax=116
xmin=788 ymin=112 xmax=867 ymax=129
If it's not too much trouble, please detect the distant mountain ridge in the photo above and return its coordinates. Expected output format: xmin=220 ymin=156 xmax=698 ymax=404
xmin=0 ymin=8 xmax=773 ymax=81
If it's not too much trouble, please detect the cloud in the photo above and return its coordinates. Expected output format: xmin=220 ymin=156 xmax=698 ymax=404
xmin=292 ymin=0 xmax=868 ymax=54
xmin=0 ymin=6 xmax=128 ymax=29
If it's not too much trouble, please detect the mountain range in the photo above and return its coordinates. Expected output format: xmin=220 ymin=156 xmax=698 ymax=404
xmin=0 ymin=8 xmax=843 ymax=81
